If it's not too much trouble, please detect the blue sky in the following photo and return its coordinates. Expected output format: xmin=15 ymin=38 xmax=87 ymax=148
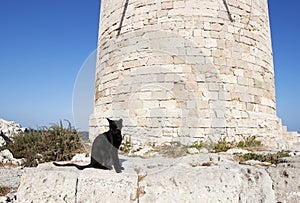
xmin=0 ymin=1 xmax=299 ymax=132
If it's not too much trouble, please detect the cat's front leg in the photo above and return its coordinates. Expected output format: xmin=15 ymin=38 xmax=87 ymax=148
xmin=111 ymin=148 xmax=122 ymax=173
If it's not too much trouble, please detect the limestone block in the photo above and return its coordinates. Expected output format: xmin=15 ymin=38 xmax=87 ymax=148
xmin=211 ymin=118 xmax=226 ymax=128
xmin=221 ymin=75 xmax=238 ymax=84
xmin=198 ymin=119 xmax=212 ymax=128
xmin=159 ymin=100 xmax=177 ymax=108
xmin=205 ymin=38 xmax=217 ymax=48
xmin=139 ymin=160 xmax=275 ymax=203
xmin=173 ymin=1 xmax=185 ymax=9
xmin=166 ymin=109 xmax=182 ymax=118
xmin=161 ymin=1 xmax=173 ymax=10
xmin=17 ymin=166 xmax=79 ymax=203
xmin=77 ymin=170 xmax=137 ymax=203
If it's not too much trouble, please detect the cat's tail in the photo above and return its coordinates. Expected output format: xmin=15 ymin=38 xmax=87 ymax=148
xmin=53 ymin=162 xmax=90 ymax=170
xmin=53 ymin=162 xmax=110 ymax=170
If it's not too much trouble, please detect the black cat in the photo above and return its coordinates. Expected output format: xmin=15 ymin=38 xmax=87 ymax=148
xmin=53 ymin=118 xmax=123 ymax=173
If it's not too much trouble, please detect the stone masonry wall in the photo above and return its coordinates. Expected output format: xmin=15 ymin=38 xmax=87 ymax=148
xmin=90 ymin=0 xmax=298 ymax=148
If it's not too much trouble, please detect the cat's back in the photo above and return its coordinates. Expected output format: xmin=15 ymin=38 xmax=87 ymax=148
xmin=91 ymin=133 xmax=111 ymax=152
xmin=92 ymin=134 xmax=109 ymax=148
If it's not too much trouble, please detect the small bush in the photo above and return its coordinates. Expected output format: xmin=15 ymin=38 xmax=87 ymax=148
xmin=119 ymin=136 xmax=132 ymax=153
xmin=191 ymin=136 xmax=264 ymax=153
xmin=238 ymin=151 xmax=290 ymax=164
xmin=213 ymin=138 xmax=236 ymax=152
xmin=3 ymin=120 xmax=85 ymax=167
xmin=191 ymin=140 xmax=209 ymax=150
xmin=237 ymin=136 xmax=263 ymax=150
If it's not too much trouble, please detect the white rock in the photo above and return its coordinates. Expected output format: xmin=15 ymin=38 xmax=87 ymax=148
xmin=199 ymin=148 xmax=209 ymax=153
xmin=1 ymin=149 xmax=14 ymax=161
xmin=71 ymin=153 xmax=88 ymax=162
xmin=0 ymin=196 xmax=7 ymax=203
xmin=187 ymin=147 xmax=199 ymax=154
xmin=0 ymin=118 xmax=26 ymax=147
xmin=289 ymin=151 xmax=300 ymax=157
xmin=132 ymin=147 xmax=154 ymax=156
xmin=226 ymin=148 xmax=250 ymax=155
xmin=240 ymin=160 xmax=273 ymax=167
xmin=3 ymin=159 xmax=9 ymax=164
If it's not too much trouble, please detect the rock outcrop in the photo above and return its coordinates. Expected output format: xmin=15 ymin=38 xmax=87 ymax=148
xmin=11 ymin=153 xmax=300 ymax=203
xmin=0 ymin=119 xmax=26 ymax=147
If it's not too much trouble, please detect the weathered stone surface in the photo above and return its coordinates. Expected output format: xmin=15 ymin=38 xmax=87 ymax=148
xmin=267 ymin=156 xmax=300 ymax=202
xmin=13 ymin=154 xmax=300 ymax=202
xmin=77 ymin=169 xmax=137 ymax=203
xmin=17 ymin=163 xmax=79 ymax=203
xmin=0 ymin=167 xmax=24 ymax=188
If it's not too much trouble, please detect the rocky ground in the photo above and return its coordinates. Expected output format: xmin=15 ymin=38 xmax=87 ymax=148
xmin=0 ymin=118 xmax=299 ymax=202
xmin=0 ymin=151 xmax=299 ymax=203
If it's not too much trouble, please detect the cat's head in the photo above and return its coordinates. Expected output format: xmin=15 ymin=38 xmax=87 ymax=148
xmin=106 ymin=118 xmax=123 ymax=131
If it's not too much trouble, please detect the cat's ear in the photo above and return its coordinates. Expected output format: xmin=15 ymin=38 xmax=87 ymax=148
xmin=117 ymin=119 xmax=123 ymax=130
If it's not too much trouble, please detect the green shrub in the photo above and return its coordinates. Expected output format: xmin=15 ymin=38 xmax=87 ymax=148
xmin=213 ymin=138 xmax=236 ymax=153
xmin=191 ymin=136 xmax=264 ymax=153
xmin=3 ymin=120 xmax=85 ymax=167
xmin=191 ymin=140 xmax=208 ymax=150
xmin=239 ymin=151 xmax=290 ymax=164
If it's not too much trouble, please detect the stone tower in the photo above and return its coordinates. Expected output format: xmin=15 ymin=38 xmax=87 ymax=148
xmin=89 ymin=0 xmax=298 ymax=148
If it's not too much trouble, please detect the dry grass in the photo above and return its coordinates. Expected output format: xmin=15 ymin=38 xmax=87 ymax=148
xmin=0 ymin=162 xmax=19 ymax=168
xmin=153 ymin=142 xmax=188 ymax=158
xmin=130 ymin=168 xmax=147 ymax=203
xmin=0 ymin=187 xmax=12 ymax=196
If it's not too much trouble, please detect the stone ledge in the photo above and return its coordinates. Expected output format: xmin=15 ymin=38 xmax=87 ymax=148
xmin=8 ymin=154 xmax=299 ymax=202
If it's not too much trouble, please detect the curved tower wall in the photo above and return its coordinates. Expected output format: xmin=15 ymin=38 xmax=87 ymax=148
xmin=90 ymin=0 xmax=281 ymax=147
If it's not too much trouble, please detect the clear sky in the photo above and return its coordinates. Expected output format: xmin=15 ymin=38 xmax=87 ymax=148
xmin=0 ymin=1 xmax=299 ymax=132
